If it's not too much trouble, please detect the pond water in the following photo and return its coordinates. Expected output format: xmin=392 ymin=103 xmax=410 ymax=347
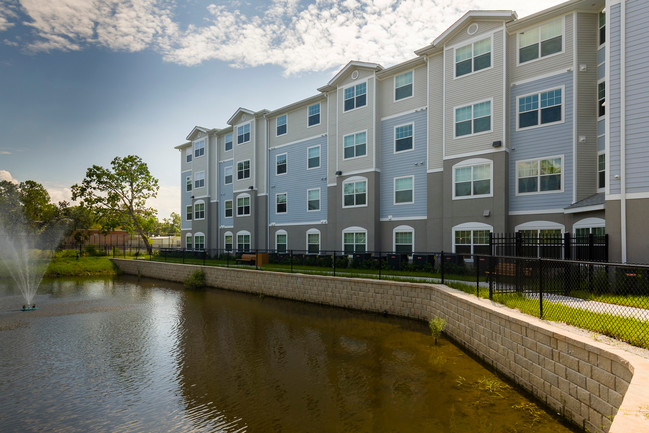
xmin=0 ymin=276 xmax=577 ymax=433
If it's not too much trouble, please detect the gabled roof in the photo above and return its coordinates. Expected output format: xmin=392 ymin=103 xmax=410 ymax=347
xmin=376 ymin=57 xmax=426 ymax=80
xmin=507 ymin=0 xmax=603 ymax=33
xmin=317 ymin=60 xmax=383 ymax=92
xmin=185 ymin=126 xmax=210 ymax=141
xmin=266 ymin=93 xmax=326 ymax=117
xmin=227 ymin=108 xmax=256 ymax=126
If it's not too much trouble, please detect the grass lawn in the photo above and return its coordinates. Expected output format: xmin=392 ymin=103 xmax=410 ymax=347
xmin=45 ymin=256 xmax=117 ymax=277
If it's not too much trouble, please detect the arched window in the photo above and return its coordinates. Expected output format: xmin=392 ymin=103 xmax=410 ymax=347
xmin=342 ymin=176 xmax=368 ymax=208
xmin=185 ymin=233 xmax=193 ymax=250
xmin=224 ymin=231 xmax=233 ymax=252
xmin=452 ymin=222 xmax=493 ymax=256
xmin=194 ymin=232 xmax=205 ymax=250
xmin=393 ymin=225 xmax=414 ymax=253
xmin=236 ymin=230 xmax=251 ymax=252
xmin=342 ymin=226 xmax=367 ymax=254
xmin=194 ymin=200 xmax=205 ymax=220
xmin=452 ymin=158 xmax=493 ymax=199
xmin=275 ymin=230 xmax=288 ymax=253
xmin=306 ymin=228 xmax=321 ymax=254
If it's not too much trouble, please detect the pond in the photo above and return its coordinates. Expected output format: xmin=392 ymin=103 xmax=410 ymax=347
xmin=0 ymin=276 xmax=577 ymax=433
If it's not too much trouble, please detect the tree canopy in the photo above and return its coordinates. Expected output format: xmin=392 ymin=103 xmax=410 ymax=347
xmin=71 ymin=155 xmax=159 ymax=254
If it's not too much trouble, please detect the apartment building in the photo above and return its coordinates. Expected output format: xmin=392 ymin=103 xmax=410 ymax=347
xmin=177 ymin=0 xmax=649 ymax=264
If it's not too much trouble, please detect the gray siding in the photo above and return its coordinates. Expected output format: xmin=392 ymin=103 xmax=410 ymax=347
xmin=427 ymin=53 xmax=444 ymax=171
xmin=268 ymin=98 xmax=327 ymax=150
xmin=377 ymin=63 xmax=427 ymax=118
xmin=624 ymin=0 xmax=649 ymax=194
xmin=181 ymin=169 xmax=193 ymax=230
xmin=268 ymin=136 xmax=328 ymax=225
xmin=379 ymin=110 xmax=427 ymax=219
xmin=608 ymin=4 xmax=621 ymax=195
xmin=337 ymin=76 xmax=376 ymax=174
xmin=218 ymin=160 xmax=234 ymax=227
xmin=509 ymin=72 xmax=574 ymax=212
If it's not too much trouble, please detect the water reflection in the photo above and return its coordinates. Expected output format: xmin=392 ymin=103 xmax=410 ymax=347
xmin=0 ymin=277 xmax=577 ymax=433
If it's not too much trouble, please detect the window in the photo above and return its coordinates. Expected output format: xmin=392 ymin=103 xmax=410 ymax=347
xmin=276 ymin=153 xmax=287 ymax=175
xmin=224 ymin=166 xmax=232 ymax=185
xmin=343 ymin=131 xmax=367 ymax=159
xmin=186 ymin=176 xmax=192 ymax=192
xmin=194 ymin=139 xmax=205 ymax=158
xmin=307 ymin=145 xmax=320 ymax=169
xmin=276 ymin=231 xmax=287 ymax=253
xmin=519 ymin=18 xmax=562 ymax=64
xmin=237 ymin=160 xmax=250 ymax=180
xmin=455 ymin=101 xmax=491 ymax=137
xmin=598 ymin=82 xmax=605 ymax=117
xmin=455 ymin=37 xmax=491 ymax=77
xmin=395 ymin=124 xmax=413 ymax=152
xmin=308 ymin=103 xmax=320 ymax=126
xmin=276 ymin=115 xmax=287 ymax=136
xmin=343 ymin=228 xmax=366 ymax=254
xmin=598 ymin=153 xmax=605 ymax=189
xmin=599 ymin=11 xmax=605 ymax=45
xmin=344 ymin=82 xmax=367 ymax=111
xmin=276 ymin=193 xmax=287 ymax=214
xmin=224 ymin=233 xmax=233 ymax=252
xmin=343 ymin=178 xmax=367 ymax=207
xmin=454 ymin=229 xmax=490 ymax=256
xmin=224 ymin=200 xmax=233 ymax=218
xmin=517 ymin=157 xmax=562 ymax=194
xmin=307 ymin=188 xmax=320 ymax=211
xmin=515 ymin=221 xmax=565 ymax=258
xmin=518 ymin=88 xmax=562 ymax=129
xmin=574 ymin=218 xmax=605 ymax=239
xmin=237 ymin=232 xmax=250 ymax=252
xmin=194 ymin=234 xmax=205 ymax=250
xmin=394 ymin=176 xmax=413 ymax=204
xmin=237 ymin=195 xmax=250 ymax=216
xmin=394 ymin=226 xmax=414 ymax=253
xmin=395 ymin=71 xmax=413 ymax=100
xmin=186 ymin=234 xmax=192 ymax=249
xmin=453 ymin=160 xmax=492 ymax=198
xmin=186 ymin=205 xmax=192 ymax=221
xmin=194 ymin=171 xmax=205 ymax=188
xmin=194 ymin=202 xmax=205 ymax=220
xmin=237 ymin=123 xmax=250 ymax=144
xmin=225 ymin=133 xmax=233 ymax=151
xmin=186 ymin=149 xmax=192 ymax=163
xmin=307 ymin=229 xmax=320 ymax=254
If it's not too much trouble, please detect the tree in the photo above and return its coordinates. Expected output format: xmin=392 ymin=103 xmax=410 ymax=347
xmin=18 ymin=180 xmax=58 ymax=228
xmin=71 ymin=155 xmax=159 ymax=255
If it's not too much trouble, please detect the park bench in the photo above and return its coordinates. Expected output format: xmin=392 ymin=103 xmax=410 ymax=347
xmin=236 ymin=253 xmax=257 ymax=265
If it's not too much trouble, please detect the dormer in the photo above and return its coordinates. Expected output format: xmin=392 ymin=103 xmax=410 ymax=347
xmin=317 ymin=61 xmax=383 ymax=93
xmin=185 ymin=126 xmax=210 ymax=141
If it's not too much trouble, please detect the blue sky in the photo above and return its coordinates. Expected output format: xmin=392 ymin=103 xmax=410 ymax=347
xmin=0 ymin=0 xmax=563 ymax=218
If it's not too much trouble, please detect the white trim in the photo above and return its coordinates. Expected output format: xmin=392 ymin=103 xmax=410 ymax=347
xmin=193 ymin=200 xmax=206 ymax=220
xmin=223 ymin=231 xmax=234 ymax=252
xmin=268 ymin=134 xmax=325 ymax=150
xmin=275 ymin=192 xmax=288 ymax=214
xmin=275 ymin=152 xmax=287 ymax=176
xmin=275 ymin=230 xmax=288 ymax=252
xmin=572 ymin=11 xmax=577 ymax=205
xmin=427 ymin=168 xmax=444 ymax=173
xmin=223 ymin=166 xmax=233 ymax=185
xmin=342 ymin=226 xmax=368 ymax=252
xmin=306 ymin=228 xmax=321 ymax=253
xmin=236 ymin=159 xmax=251 ymax=181
xmin=307 ymin=144 xmax=321 ymax=170
xmin=453 ymin=98 xmax=493 ymax=139
xmin=516 ymin=16 xmax=566 ymax=67
xmin=393 ymin=225 xmax=415 ymax=253
xmin=236 ymin=122 xmax=251 ymax=145
xmin=271 ymin=220 xmax=328 ymax=227
xmin=515 ymin=155 xmax=564 ymax=196
xmin=515 ymin=86 xmax=566 ymax=131
xmin=276 ymin=114 xmax=288 ymax=137
xmin=508 ymin=209 xmax=564 ymax=216
xmin=394 ymin=122 xmax=415 ymax=154
xmin=342 ymin=176 xmax=368 ymax=209
xmin=393 ymin=69 xmax=414 ymax=102
xmin=563 ymin=204 xmax=604 ymax=214
xmin=342 ymin=129 xmax=368 ymax=160
xmin=452 ymin=34 xmax=494 ymax=80
xmin=380 ymin=216 xmax=427 ymax=222
xmin=573 ymin=217 xmax=605 ymax=230
xmin=342 ymin=80 xmax=369 ymax=113
xmin=193 ymin=232 xmax=206 ymax=250
xmin=514 ymin=220 xmax=565 ymax=232
xmin=451 ymin=158 xmax=493 ymax=200
xmin=307 ymin=102 xmax=321 ymax=128
xmin=620 ymin=0 xmax=627 ymax=263
xmin=223 ymin=199 xmax=233 ymax=219
xmin=380 ymin=106 xmax=427 ymax=122
xmin=451 ymin=222 xmax=493 ymax=255
xmin=306 ymin=187 xmax=321 ymax=212
xmin=219 ymin=157 xmax=234 ymax=163
xmin=235 ymin=230 xmax=252 ymax=253
xmin=597 ymin=150 xmax=605 ymax=192
xmin=236 ymin=193 xmax=251 ymax=217
xmin=510 ymin=69 xmax=571 ymax=87
xmin=443 ymin=147 xmax=507 ymax=161
xmin=393 ymin=175 xmax=415 ymax=205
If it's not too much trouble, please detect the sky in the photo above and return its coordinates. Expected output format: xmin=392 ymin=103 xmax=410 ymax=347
xmin=0 ymin=0 xmax=565 ymax=219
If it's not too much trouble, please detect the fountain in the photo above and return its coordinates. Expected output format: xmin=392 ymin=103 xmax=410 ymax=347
xmin=0 ymin=215 xmax=65 ymax=311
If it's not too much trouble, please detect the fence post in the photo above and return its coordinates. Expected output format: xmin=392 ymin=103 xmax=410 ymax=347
xmin=564 ymin=233 xmax=572 ymax=260
xmin=488 ymin=255 xmax=494 ymax=299
xmin=378 ymin=251 xmax=382 ymax=280
xmin=333 ymin=251 xmax=336 ymax=277
xmin=290 ymin=250 xmax=293 ymax=273
xmin=203 ymin=250 xmax=206 ymax=266
xmin=539 ymin=258 xmax=544 ymax=319
xmin=475 ymin=254 xmax=480 ymax=297
xmin=440 ymin=251 xmax=445 ymax=284
xmin=226 ymin=251 xmax=230 ymax=267
xmin=588 ymin=233 xmax=594 ymax=262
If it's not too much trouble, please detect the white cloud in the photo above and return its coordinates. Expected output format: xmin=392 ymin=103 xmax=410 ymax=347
xmin=5 ymin=0 xmax=566 ymax=73
xmin=149 ymin=184 xmax=180 ymax=220
xmin=43 ymin=183 xmax=72 ymax=204
xmin=0 ymin=170 xmax=19 ymax=183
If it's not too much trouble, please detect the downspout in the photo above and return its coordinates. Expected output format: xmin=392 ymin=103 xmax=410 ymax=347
xmin=266 ymin=115 xmax=270 ymax=250
xmin=620 ymin=0 xmax=627 ymax=263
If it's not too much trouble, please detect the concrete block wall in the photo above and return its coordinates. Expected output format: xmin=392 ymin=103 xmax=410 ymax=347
xmin=112 ymin=259 xmax=649 ymax=433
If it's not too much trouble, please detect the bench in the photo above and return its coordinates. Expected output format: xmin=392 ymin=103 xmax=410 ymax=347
xmin=486 ymin=262 xmax=532 ymax=277
xmin=236 ymin=253 xmax=257 ymax=265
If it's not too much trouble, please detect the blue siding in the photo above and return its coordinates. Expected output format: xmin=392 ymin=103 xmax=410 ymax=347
xmin=609 ymin=4 xmax=621 ymax=195
xmin=218 ymin=160 xmax=234 ymax=225
xmin=624 ymin=0 xmax=649 ymax=194
xmin=509 ymin=72 xmax=574 ymax=212
xmin=181 ymin=169 xmax=192 ymax=228
xmin=268 ymin=136 xmax=328 ymax=225
xmin=379 ymin=111 xmax=427 ymax=219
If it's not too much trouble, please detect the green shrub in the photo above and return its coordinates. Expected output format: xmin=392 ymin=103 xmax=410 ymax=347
xmin=428 ymin=316 xmax=447 ymax=344
xmin=184 ymin=270 xmax=206 ymax=289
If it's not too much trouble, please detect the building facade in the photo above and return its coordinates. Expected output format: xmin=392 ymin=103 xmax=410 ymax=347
xmin=177 ymin=0 xmax=648 ymax=263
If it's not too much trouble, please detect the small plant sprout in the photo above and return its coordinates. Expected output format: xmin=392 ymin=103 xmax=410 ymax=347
xmin=428 ymin=316 xmax=446 ymax=344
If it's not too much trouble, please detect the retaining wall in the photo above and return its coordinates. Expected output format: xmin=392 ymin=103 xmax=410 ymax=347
xmin=112 ymin=259 xmax=649 ymax=433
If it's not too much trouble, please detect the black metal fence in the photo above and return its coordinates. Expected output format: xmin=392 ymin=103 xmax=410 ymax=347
xmin=490 ymin=233 xmax=608 ymax=262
